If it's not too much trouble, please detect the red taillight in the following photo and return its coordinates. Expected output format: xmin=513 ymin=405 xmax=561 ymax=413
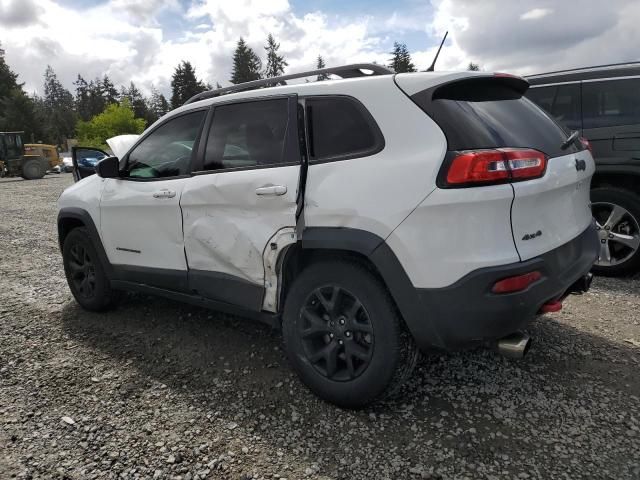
xmin=492 ymin=271 xmax=542 ymax=294
xmin=445 ymin=148 xmax=547 ymax=186
xmin=580 ymin=137 xmax=593 ymax=154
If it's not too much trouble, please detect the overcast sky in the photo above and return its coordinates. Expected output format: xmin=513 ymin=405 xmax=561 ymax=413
xmin=1 ymin=0 xmax=638 ymax=96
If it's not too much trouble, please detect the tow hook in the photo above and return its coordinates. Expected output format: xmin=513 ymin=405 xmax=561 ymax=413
xmin=540 ymin=299 xmax=562 ymax=313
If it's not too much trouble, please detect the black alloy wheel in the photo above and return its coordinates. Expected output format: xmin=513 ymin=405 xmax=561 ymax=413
xmin=67 ymin=243 xmax=97 ymax=299
xmin=299 ymin=285 xmax=374 ymax=381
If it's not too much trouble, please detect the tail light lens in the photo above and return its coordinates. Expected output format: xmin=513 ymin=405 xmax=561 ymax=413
xmin=580 ymin=137 xmax=593 ymax=155
xmin=492 ymin=271 xmax=542 ymax=294
xmin=443 ymin=148 xmax=547 ymax=187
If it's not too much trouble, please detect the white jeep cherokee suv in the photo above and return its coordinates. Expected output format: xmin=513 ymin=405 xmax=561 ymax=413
xmin=57 ymin=65 xmax=598 ymax=408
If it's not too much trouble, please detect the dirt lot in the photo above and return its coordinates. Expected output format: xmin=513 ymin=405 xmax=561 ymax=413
xmin=1 ymin=174 xmax=639 ymax=480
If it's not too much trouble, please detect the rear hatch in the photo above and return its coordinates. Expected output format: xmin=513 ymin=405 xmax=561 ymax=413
xmin=397 ymin=73 xmax=595 ymax=261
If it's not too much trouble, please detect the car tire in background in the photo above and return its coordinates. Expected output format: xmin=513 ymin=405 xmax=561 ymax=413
xmin=591 ymin=187 xmax=640 ymax=276
xmin=62 ymin=227 xmax=121 ymax=311
xmin=282 ymin=259 xmax=419 ymax=409
xmin=20 ymin=158 xmax=45 ymax=180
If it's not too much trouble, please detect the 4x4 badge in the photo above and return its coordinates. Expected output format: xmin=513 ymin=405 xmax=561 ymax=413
xmin=522 ymin=230 xmax=542 ymax=241
xmin=575 ymin=158 xmax=586 ymax=172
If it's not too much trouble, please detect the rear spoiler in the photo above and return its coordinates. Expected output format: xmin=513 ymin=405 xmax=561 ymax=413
xmin=431 ymin=74 xmax=530 ymax=101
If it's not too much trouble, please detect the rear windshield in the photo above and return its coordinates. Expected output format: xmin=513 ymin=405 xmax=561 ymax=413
xmin=411 ymin=78 xmax=577 ymax=157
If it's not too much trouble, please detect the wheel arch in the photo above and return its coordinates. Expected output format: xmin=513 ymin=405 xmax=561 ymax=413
xmin=278 ymin=227 xmax=444 ymax=348
xmin=57 ymin=207 xmax=113 ymax=278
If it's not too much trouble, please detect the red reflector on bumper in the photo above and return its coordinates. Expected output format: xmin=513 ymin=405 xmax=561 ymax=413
xmin=492 ymin=271 xmax=542 ymax=294
xmin=540 ymin=300 xmax=562 ymax=313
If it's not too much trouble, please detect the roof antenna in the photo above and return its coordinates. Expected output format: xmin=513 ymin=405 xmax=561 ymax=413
xmin=426 ymin=31 xmax=448 ymax=72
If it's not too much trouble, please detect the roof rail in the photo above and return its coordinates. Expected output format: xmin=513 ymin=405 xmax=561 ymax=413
xmin=184 ymin=63 xmax=393 ymax=105
xmin=526 ymin=61 xmax=640 ymax=78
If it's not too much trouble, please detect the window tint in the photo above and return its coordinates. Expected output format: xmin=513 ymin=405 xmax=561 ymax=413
xmin=526 ymin=84 xmax=581 ymax=130
xmin=202 ymin=99 xmax=289 ymax=171
xmin=583 ymin=78 xmax=640 ymax=129
xmin=306 ymin=96 xmax=382 ymax=161
xmin=413 ymin=78 xmax=575 ymax=158
xmin=125 ymin=110 xmax=205 ymax=178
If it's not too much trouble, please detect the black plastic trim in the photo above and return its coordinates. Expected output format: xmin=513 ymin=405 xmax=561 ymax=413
xmin=189 ymin=269 xmax=264 ymax=311
xmin=57 ymin=208 xmax=113 ymax=278
xmin=300 ymin=227 xmax=445 ymax=348
xmin=110 ymin=281 xmax=279 ymax=328
xmin=299 ymin=225 xmax=598 ymax=351
xmin=111 ymin=265 xmax=189 ymax=293
xmin=415 ymin=223 xmax=599 ymax=348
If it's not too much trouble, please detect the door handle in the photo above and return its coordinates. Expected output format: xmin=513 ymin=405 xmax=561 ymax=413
xmin=152 ymin=190 xmax=176 ymax=198
xmin=255 ymin=185 xmax=287 ymax=196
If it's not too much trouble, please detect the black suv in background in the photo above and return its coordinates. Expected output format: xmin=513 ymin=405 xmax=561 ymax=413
xmin=526 ymin=63 xmax=640 ymax=276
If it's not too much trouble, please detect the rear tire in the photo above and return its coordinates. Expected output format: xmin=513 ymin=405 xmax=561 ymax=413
xmin=282 ymin=260 xmax=419 ymax=409
xmin=591 ymin=187 xmax=640 ymax=276
xmin=63 ymin=227 xmax=120 ymax=311
xmin=21 ymin=158 xmax=45 ymax=180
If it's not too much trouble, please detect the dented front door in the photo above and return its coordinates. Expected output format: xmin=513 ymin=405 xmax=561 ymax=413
xmin=180 ymin=95 xmax=301 ymax=309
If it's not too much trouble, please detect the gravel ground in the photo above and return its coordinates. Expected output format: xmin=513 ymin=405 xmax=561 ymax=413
xmin=1 ymin=174 xmax=639 ymax=480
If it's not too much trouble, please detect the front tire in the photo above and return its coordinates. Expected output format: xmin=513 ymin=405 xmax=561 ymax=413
xmin=282 ymin=260 xmax=418 ymax=409
xmin=591 ymin=187 xmax=640 ymax=276
xmin=63 ymin=227 xmax=120 ymax=311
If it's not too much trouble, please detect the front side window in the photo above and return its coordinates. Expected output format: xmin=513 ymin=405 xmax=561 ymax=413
xmin=202 ymin=98 xmax=289 ymax=171
xmin=125 ymin=110 xmax=205 ymax=179
xmin=583 ymin=78 xmax=640 ymax=129
xmin=305 ymin=96 xmax=382 ymax=161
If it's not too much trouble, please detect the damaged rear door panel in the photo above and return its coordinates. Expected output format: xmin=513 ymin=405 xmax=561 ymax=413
xmin=181 ymin=95 xmax=301 ymax=308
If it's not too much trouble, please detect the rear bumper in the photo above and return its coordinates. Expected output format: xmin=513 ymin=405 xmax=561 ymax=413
xmin=410 ymin=223 xmax=599 ymax=350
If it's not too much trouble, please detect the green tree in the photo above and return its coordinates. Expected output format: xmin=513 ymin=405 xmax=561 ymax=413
xmin=0 ymin=42 xmax=19 ymax=99
xmin=147 ymin=86 xmax=170 ymax=123
xmin=0 ymin=42 xmax=42 ymax=141
xmin=42 ymin=65 xmax=77 ymax=145
xmin=170 ymin=61 xmax=207 ymax=108
xmin=102 ymin=75 xmax=119 ymax=105
xmin=74 ymin=75 xmax=92 ymax=121
xmin=120 ymin=81 xmax=150 ymax=122
xmin=388 ymin=42 xmax=416 ymax=73
xmin=230 ymin=38 xmax=262 ymax=84
xmin=467 ymin=62 xmax=480 ymax=71
xmin=76 ymin=99 xmax=146 ymax=149
xmin=316 ymin=55 xmax=329 ymax=81
xmin=264 ymin=33 xmax=287 ymax=83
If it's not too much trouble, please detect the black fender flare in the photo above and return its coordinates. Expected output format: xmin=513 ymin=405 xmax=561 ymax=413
xmin=301 ymin=227 xmax=444 ymax=348
xmin=57 ymin=207 xmax=114 ymax=278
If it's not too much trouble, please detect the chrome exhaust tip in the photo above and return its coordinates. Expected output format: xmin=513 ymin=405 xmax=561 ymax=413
xmin=497 ymin=332 xmax=532 ymax=359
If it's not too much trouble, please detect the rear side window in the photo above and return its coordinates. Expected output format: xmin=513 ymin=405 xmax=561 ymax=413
xmin=305 ymin=96 xmax=383 ymax=162
xmin=203 ymin=98 xmax=289 ymax=171
xmin=526 ymin=84 xmax=581 ymax=130
xmin=412 ymin=78 xmax=575 ymax=158
xmin=582 ymin=78 xmax=640 ymax=129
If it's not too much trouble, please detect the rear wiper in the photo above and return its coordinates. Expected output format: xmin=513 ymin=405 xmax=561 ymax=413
xmin=561 ymin=130 xmax=580 ymax=150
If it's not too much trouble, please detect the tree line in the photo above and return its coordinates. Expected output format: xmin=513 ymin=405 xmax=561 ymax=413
xmin=0 ymin=36 xmax=478 ymax=148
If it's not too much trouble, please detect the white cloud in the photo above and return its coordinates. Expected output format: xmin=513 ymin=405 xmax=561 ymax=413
xmin=520 ymin=8 xmax=553 ymax=21
xmin=428 ymin=0 xmax=638 ymax=75
xmin=0 ymin=0 xmax=43 ymax=27
xmin=1 ymin=0 xmax=637 ymax=100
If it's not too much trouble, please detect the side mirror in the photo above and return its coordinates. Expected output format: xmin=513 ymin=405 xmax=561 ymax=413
xmin=95 ymin=156 xmax=120 ymax=178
